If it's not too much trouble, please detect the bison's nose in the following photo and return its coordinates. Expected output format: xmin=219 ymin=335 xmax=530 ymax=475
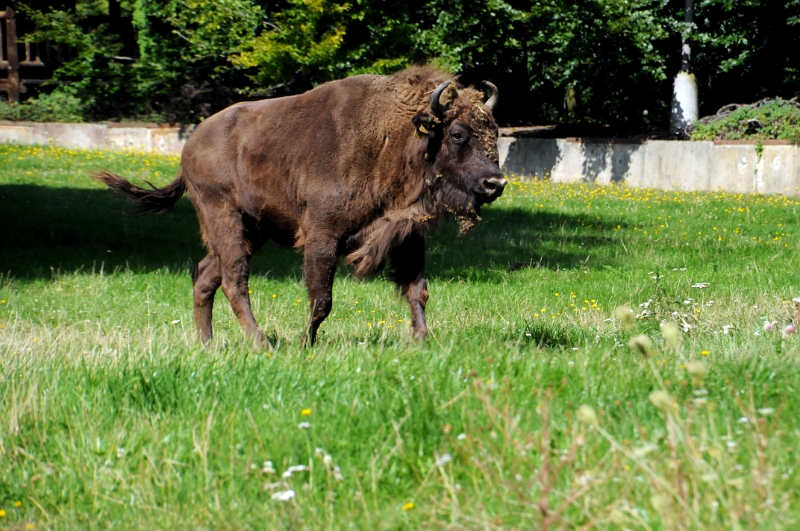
xmin=481 ymin=176 xmax=507 ymax=198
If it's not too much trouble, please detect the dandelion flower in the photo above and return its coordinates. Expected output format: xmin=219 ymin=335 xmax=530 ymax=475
xmin=648 ymin=390 xmax=672 ymax=411
xmin=402 ymin=502 xmax=415 ymax=511
xmin=686 ymin=361 xmax=707 ymax=382
xmin=576 ymin=405 xmax=598 ymax=426
xmin=613 ymin=306 xmax=635 ymax=330
xmin=301 ymin=408 xmax=312 ymax=416
xmin=660 ymin=322 xmax=681 ymax=349
xmin=628 ymin=334 xmax=655 ymax=358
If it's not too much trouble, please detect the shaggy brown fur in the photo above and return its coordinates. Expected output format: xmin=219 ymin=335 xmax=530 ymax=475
xmin=93 ymin=66 xmax=506 ymax=345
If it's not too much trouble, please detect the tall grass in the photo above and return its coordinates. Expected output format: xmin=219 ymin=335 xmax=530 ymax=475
xmin=1 ymin=144 xmax=800 ymax=529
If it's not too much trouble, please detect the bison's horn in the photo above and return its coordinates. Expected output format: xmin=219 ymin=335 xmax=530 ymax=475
xmin=430 ymin=80 xmax=451 ymax=117
xmin=483 ymin=80 xmax=499 ymax=112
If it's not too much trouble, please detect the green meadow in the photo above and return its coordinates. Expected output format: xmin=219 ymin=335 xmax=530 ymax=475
xmin=1 ymin=144 xmax=800 ymax=530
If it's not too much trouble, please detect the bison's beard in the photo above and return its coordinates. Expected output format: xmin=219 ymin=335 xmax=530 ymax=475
xmin=344 ymin=204 xmax=435 ymax=278
xmin=342 ymin=181 xmax=483 ymax=278
xmin=435 ymin=183 xmax=482 ymax=235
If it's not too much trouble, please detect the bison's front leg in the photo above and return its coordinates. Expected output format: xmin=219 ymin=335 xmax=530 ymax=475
xmin=390 ymin=232 xmax=429 ymax=339
xmin=303 ymin=236 xmax=338 ymax=346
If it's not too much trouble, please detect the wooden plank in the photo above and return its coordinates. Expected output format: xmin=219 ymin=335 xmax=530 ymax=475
xmin=4 ymin=6 xmax=19 ymax=102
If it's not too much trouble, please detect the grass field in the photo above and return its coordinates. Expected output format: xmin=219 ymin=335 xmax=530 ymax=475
xmin=2 ymin=144 xmax=800 ymax=530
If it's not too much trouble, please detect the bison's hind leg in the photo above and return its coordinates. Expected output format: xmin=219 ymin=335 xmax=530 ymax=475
xmin=197 ymin=207 xmax=267 ymax=344
xmin=302 ymin=234 xmax=338 ymax=347
xmin=192 ymin=254 xmax=222 ymax=341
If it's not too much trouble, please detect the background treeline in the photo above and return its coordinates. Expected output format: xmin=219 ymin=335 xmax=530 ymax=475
xmin=7 ymin=0 xmax=800 ymax=127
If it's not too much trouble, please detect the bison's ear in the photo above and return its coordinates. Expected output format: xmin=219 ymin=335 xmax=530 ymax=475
xmin=412 ymin=113 xmax=443 ymax=162
xmin=412 ymin=114 xmax=438 ymax=139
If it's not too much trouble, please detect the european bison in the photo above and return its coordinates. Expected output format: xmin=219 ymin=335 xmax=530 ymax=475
xmin=93 ymin=66 xmax=506 ymax=345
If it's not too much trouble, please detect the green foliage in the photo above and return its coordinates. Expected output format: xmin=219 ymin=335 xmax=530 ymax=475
xmin=13 ymin=0 xmax=800 ymax=125
xmin=0 ymin=87 xmax=85 ymax=122
xmin=231 ymin=0 xmax=350 ymax=87
xmin=690 ymin=99 xmax=800 ymax=143
xmin=690 ymin=0 xmax=800 ymax=107
xmin=23 ymin=5 xmax=141 ymax=120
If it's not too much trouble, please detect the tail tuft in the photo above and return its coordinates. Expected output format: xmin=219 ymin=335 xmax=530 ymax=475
xmin=92 ymin=169 xmax=186 ymax=214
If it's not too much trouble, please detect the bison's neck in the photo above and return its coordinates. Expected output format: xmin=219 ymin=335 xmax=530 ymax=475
xmin=340 ymin=132 xmax=445 ymax=278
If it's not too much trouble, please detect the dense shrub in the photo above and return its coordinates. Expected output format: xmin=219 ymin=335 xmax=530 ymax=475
xmin=0 ymin=87 xmax=85 ymax=122
xmin=690 ymin=99 xmax=800 ymax=144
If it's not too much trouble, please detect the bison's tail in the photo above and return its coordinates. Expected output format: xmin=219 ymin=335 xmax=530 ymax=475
xmin=92 ymin=168 xmax=187 ymax=214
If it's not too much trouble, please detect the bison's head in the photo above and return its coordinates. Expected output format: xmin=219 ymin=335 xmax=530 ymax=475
xmin=413 ymin=80 xmax=506 ymax=233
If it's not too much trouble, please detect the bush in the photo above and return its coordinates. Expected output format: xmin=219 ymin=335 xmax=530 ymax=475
xmin=690 ymin=98 xmax=800 ymax=143
xmin=0 ymin=88 xmax=86 ymax=122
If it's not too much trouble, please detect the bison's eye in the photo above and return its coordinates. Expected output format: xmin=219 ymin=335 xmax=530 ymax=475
xmin=450 ymin=131 xmax=464 ymax=143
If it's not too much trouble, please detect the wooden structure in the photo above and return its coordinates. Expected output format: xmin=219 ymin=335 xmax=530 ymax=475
xmin=1 ymin=6 xmax=44 ymax=103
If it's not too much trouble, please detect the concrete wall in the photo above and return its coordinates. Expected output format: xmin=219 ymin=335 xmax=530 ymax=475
xmin=0 ymin=121 xmax=187 ymax=154
xmin=499 ymin=137 xmax=800 ymax=196
xmin=2 ymin=121 xmax=798 ymax=195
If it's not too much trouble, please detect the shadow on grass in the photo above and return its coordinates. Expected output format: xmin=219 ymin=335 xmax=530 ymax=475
xmin=0 ymin=184 xmax=625 ymax=282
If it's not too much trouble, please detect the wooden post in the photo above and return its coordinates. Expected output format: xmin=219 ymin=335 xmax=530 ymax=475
xmin=5 ymin=7 xmax=19 ymax=102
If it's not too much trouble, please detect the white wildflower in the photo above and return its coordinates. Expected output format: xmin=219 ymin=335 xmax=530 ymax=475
xmin=261 ymin=461 xmax=276 ymax=475
xmin=271 ymin=489 xmax=296 ymax=501
xmin=434 ymin=453 xmax=453 ymax=467
xmin=632 ymin=443 xmax=658 ymax=458
xmin=282 ymin=465 xmax=308 ymax=478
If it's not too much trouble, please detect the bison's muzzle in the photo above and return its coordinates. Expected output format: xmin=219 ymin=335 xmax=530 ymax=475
xmin=477 ymin=175 xmax=507 ymax=203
